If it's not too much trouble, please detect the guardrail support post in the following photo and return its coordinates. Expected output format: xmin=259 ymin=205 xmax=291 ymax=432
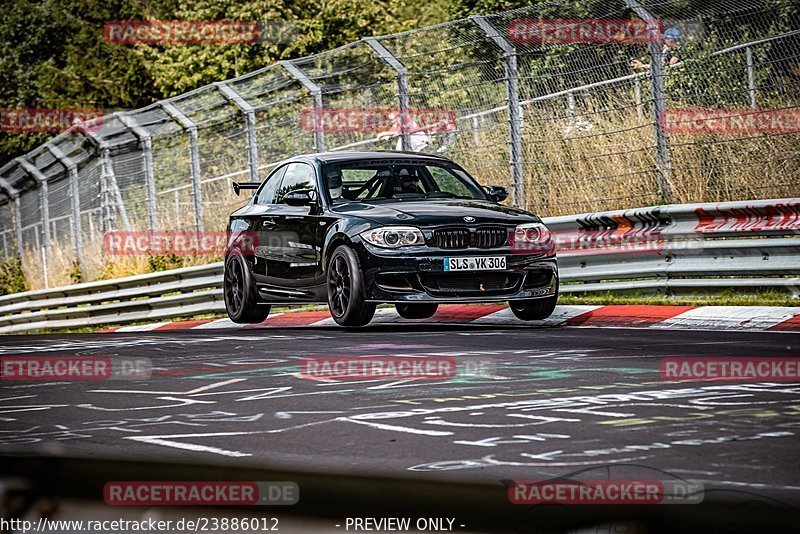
xmin=624 ymin=0 xmax=674 ymax=202
xmin=117 ymin=113 xmax=158 ymax=232
xmin=363 ymin=37 xmax=411 ymax=151
xmin=15 ymin=158 xmax=51 ymax=250
xmin=162 ymin=101 xmax=205 ymax=233
xmin=280 ymin=61 xmax=326 ymax=153
xmin=216 ymin=82 xmax=262 ymax=184
xmin=45 ymin=144 xmax=83 ymax=266
xmin=746 ymin=46 xmax=757 ymax=108
xmin=470 ymin=15 xmax=526 ymax=210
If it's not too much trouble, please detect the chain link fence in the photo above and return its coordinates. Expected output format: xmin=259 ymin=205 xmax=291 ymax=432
xmin=0 ymin=0 xmax=798 ymax=288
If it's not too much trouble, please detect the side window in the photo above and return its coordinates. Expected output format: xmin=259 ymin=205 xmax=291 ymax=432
xmin=255 ymin=166 xmax=287 ymax=205
xmin=427 ymin=165 xmax=473 ymax=197
xmin=276 ymin=163 xmax=316 ymax=204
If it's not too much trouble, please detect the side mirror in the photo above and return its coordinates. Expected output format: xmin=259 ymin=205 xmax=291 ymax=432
xmin=284 ymin=189 xmax=315 ymax=207
xmin=485 ymin=185 xmax=509 ymax=203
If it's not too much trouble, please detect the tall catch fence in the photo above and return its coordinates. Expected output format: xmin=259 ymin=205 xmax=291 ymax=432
xmin=0 ymin=0 xmax=798 ymax=289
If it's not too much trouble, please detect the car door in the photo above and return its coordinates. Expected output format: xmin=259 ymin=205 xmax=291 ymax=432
xmin=264 ymin=162 xmax=322 ymax=297
xmin=249 ymin=165 xmax=288 ymax=284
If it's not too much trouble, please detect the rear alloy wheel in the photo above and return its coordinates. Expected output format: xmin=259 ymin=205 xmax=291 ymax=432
xmin=327 ymin=246 xmax=376 ymax=327
xmin=509 ymin=294 xmax=558 ymax=321
xmin=395 ymin=303 xmax=438 ymax=320
xmin=224 ymin=250 xmax=271 ymax=324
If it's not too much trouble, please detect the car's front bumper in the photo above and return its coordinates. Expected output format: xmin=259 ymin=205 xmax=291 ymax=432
xmin=353 ymin=240 xmax=558 ymax=303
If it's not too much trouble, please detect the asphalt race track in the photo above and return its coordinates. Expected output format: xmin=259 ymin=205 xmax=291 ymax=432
xmin=1 ymin=323 xmax=799 ymax=494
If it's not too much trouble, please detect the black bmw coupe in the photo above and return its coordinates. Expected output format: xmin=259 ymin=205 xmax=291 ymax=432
xmin=224 ymin=151 xmax=558 ymax=327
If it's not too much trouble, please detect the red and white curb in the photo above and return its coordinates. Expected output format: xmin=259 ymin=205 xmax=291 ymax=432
xmin=102 ymin=305 xmax=800 ymax=333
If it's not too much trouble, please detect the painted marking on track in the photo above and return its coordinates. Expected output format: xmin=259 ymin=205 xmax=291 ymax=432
xmin=408 ymin=454 xmax=656 ymax=471
xmin=0 ymin=404 xmax=69 ymax=414
xmin=423 ymin=415 xmax=580 ymax=429
xmin=0 ymin=426 xmax=39 ymax=434
xmin=126 ymin=432 xmax=256 ymax=457
xmin=77 ymin=396 xmax=216 ymax=411
xmin=0 ymin=396 xmax=37 ymax=402
xmin=275 ymin=410 xmax=346 ymax=419
xmin=341 ymin=417 xmax=453 ymax=436
xmin=453 ymin=434 xmax=571 ymax=447
xmin=114 ymin=322 xmax=171 ymax=332
xmin=88 ymin=378 xmax=247 ymax=396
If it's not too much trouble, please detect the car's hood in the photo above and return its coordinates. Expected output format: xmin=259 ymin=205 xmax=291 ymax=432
xmin=330 ymin=199 xmax=539 ymax=226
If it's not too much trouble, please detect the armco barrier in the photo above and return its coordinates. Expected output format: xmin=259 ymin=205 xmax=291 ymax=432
xmin=0 ymin=198 xmax=797 ymax=334
xmin=0 ymin=262 xmax=225 ymax=334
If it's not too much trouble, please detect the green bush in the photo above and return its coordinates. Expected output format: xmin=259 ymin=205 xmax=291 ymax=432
xmin=148 ymin=254 xmax=185 ymax=272
xmin=68 ymin=260 xmax=82 ymax=285
xmin=0 ymin=257 xmax=28 ymax=295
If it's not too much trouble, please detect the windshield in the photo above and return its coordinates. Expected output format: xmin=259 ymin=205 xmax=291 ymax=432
xmin=324 ymin=162 xmax=488 ymax=204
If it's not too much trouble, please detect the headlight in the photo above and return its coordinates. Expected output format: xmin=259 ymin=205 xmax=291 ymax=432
xmin=361 ymin=226 xmax=425 ymax=248
xmin=511 ymin=222 xmax=554 ymax=254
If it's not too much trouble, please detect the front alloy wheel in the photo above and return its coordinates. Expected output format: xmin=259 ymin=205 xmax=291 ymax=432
xmin=327 ymin=246 xmax=376 ymax=327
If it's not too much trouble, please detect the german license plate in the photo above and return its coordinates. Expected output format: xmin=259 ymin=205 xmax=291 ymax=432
xmin=443 ymin=256 xmax=506 ymax=272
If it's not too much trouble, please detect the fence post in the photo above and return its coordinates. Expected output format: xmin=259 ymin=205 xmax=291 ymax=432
xmin=634 ymin=77 xmax=644 ymax=118
xmin=470 ymin=15 xmax=526 ymax=209
xmin=216 ymin=82 xmax=261 ymax=183
xmin=162 ymin=101 xmax=205 ymax=233
xmin=746 ymin=46 xmax=757 ymax=108
xmin=99 ymin=148 xmax=112 ymax=233
xmin=81 ymin=129 xmax=131 ymax=232
xmin=117 ymin=113 xmax=158 ymax=232
xmin=12 ymin=197 xmax=22 ymax=258
xmin=45 ymin=144 xmax=83 ymax=266
xmin=363 ymin=37 xmax=411 ymax=151
xmin=623 ymin=0 xmax=673 ymax=202
xmin=279 ymin=60 xmax=326 ymax=153
xmin=0 ymin=177 xmax=22 ymax=257
xmin=567 ymin=91 xmax=576 ymax=117
xmin=15 ymin=158 xmax=51 ymax=250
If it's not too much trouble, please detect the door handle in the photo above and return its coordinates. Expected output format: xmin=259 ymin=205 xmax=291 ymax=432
xmin=261 ymin=219 xmax=276 ymax=228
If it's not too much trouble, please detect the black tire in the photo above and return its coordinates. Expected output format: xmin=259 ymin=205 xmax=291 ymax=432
xmin=224 ymin=250 xmax=271 ymax=324
xmin=509 ymin=294 xmax=558 ymax=321
xmin=395 ymin=303 xmax=439 ymax=319
xmin=327 ymin=245 xmax=376 ymax=327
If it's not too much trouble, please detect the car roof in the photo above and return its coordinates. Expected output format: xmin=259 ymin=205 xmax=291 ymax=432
xmin=291 ymin=151 xmax=454 ymax=164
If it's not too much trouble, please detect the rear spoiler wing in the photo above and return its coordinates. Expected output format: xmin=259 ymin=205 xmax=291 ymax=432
xmin=232 ymin=181 xmax=260 ymax=196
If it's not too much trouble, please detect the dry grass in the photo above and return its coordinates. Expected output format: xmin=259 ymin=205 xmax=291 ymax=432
xmin=456 ymin=95 xmax=800 ymax=215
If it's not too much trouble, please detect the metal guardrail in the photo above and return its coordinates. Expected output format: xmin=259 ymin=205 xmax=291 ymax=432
xmin=552 ymin=198 xmax=800 ymax=295
xmin=0 ymin=262 xmax=225 ymax=334
xmin=0 ymin=198 xmax=797 ymax=334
